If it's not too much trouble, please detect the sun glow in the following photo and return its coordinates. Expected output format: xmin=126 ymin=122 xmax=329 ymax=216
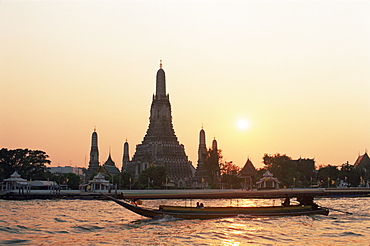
xmin=236 ymin=119 xmax=251 ymax=131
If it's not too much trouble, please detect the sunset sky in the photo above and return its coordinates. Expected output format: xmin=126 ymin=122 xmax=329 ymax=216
xmin=1 ymin=1 xmax=369 ymax=170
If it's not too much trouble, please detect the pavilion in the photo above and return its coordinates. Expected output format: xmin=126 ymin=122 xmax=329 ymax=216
xmin=3 ymin=171 xmax=28 ymax=191
xmin=256 ymin=170 xmax=280 ymax=190
xmin=88 ymin=172 xmax=110 ymax=192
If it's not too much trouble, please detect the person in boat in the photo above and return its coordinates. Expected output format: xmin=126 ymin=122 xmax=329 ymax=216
xmin=297 ymin=195 xmax=319 ymax=210
xmin=195 ymin=202 xmax=204 ymax=208
xmin=282 ymin=195 xmax=290 ymax=207
xmin=131 ymin=199 xmax=138 ymax=206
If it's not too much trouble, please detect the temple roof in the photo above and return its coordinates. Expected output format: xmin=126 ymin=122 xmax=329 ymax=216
xmin=102 ymin=165 xmax=120 ymax=176
xmin=238 ymin=159 xmax=257 ymax=178
xmin=354 ymin=152 xmax=370 ymax=167
xmin=4 ymin=171 xmax=27 ymax=182
xmin=104 ymin=153 xmax=115 ymax=166
xmin=90 ymin=172 xmax=110 ymax=184
xmin=263 ymin=170 xmax=274 ymax=177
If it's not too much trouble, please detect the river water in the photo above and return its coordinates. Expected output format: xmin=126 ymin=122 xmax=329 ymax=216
xmin=0 ymin=197 xmax=369 ymax=245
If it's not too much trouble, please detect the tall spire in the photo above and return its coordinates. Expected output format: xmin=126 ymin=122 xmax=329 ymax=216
xmin=156 ymin=60 xmax=166 ymax=98
xmin=212 ymin=137 xmax=218 ymax=151
xmin=122 ymin=139 xmax=130 ymax=172
xmin=198 ymin=128 xmax=207 ymax=164
xmin=91 ymin=130 xmax=98 ymax=148
xmin=199 ymin=128 xmax=206 ymax=149
xmin=87 ymin=128 xmax=100 ymax=180
xmin=194 ymin=127 xmax=210 ymax=186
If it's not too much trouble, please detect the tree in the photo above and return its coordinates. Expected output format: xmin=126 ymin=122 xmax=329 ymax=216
xmin=63 ymin=173 xmax=82 ymax=189
xmin=263 ymin=153 xmax=299 ymax=187
xmin=203 ymin=148 xmax=222 ymax=187
xmin=339 ymin=162 xmax=360 ymax=187
xmin=317 ymin=165 xmax=339 ymax=187
xmin=0 ymin=148 xmax=51 ymax=181
xmin=48 ymin=172 xmax=83 ymax=189
xmin=295 ymin=158 xmax=315 ymax=187
xmin=120 ymin=171 xmax=134 ymax=189
xmin=137 ymin=166 xmax=167 ymax=189
xmin=219 ymin=161 xmax=242 ymax=189
xmin=220 ymin=161 xmax=240 ymax=176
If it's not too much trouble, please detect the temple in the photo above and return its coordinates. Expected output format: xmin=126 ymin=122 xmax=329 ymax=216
xmin=238 ymin=158 xmax=258 ymax=189
xmin=98 ymin=151 xmax=120 ymax=177
xmin=193 ymin=128 xmax=208 ymax=185
xmin=126 ymin=62 xmax=194 ymax=186
xmin=121 ymin=139 xmax=130 ymax=172
xmin=86 ymin=129 xmax=100 ymax=179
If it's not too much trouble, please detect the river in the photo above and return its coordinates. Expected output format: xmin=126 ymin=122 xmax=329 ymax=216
xmin=0 ymin=197 xmax=369 ymax=245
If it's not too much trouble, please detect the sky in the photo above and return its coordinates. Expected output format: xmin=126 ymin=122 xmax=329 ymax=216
xmin=1 ymin=0 xmax=369 ymax=170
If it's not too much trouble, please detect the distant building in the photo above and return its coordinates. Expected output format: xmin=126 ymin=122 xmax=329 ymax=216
xmin=88 ymin=172 xmax=110 ymax=192
xmin=256 ymin=170 xmax=280 ymax=189
xmin=126 ymin=62 xmax=193 ymax=187
xmin=122 ymin=140 xmax=130 ymax=172
xmin=48 ymin=166 xmax=84 ymax=176
xmin=354 ymin=152 xmax=370 ymax=169
xmin=3 ymin=171 xmax=27 ymax=191
xmin=86 ymin=129 xmax=100 ymax=179
xmin=354 ymin=152 xmax=370 ymax=185
xmin=238 ymin=159 xmax=257 ymax=189
xmin=98 ymin=152 xmax=120 ymax=177
xmin=193 ymin=128 xmax=208 ymax=185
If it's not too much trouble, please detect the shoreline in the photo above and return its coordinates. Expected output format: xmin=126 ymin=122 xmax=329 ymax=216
xmin=1 ymin=188 xmax=370 ymax=200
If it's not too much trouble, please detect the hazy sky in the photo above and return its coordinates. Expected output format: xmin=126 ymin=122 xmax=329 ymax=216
xmin=1 ymin=0 xmax=369 ymax=169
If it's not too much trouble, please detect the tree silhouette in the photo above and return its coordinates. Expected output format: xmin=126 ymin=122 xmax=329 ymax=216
xmin=0 ymin=148 xmax=51 ymax=181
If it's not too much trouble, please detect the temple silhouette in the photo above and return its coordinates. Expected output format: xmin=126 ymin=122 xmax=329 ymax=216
xmin=86 ymin=62 xmax=225 ymax=187
xmin=124 ymin=62 xmax=194 ymax=186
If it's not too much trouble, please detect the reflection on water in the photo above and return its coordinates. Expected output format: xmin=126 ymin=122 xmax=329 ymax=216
xmin=0 ymin=197 xmax=369 ymax=245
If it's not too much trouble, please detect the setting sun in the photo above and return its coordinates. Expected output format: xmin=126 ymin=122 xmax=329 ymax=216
xmin=236 ymin=119 xmax=251 ymax=131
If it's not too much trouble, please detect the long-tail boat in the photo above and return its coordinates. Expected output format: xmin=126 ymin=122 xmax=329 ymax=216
xmin=103 ymin=194 xmax=329 ymax=219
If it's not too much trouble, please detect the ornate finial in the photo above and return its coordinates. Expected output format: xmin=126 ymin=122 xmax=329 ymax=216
xmin=160 ymin=60 xmax=162 ymax=68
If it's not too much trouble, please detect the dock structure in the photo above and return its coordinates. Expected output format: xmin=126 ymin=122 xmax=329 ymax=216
xmin=0 ymin=189 xmax=122 ymax=200
xmin=1 ymin=188 xmax=370 ymax=200
xmin=323 ymin=188 xmax=370 ymax=197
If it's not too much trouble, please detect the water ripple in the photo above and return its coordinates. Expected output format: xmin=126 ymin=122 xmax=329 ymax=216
xmin=0 ymin=239 xmax=31 ymax=245
xmin=0 ymin=197 xmax=369 ymax=245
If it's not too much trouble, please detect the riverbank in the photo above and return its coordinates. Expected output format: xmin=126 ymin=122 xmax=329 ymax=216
xmin=1 ymin=188 xmax=370 ymax=200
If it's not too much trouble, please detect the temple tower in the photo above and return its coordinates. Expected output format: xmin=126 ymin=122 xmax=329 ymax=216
xmin=87 ymin=128 xmax=100 ymax=179
xmin=122 ymin=139 xmax=130 ymax=172
xmin=212 ymin=137 xmax=218 ymax=151
xmin=126 ymin=62 xmax=193 ymax=186
xmin=193 ymin=128 xmax=208 ymax=184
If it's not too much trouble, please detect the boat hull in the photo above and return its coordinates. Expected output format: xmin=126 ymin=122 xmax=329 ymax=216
xmin=104 ymin=195 xmax=329 ymax=219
